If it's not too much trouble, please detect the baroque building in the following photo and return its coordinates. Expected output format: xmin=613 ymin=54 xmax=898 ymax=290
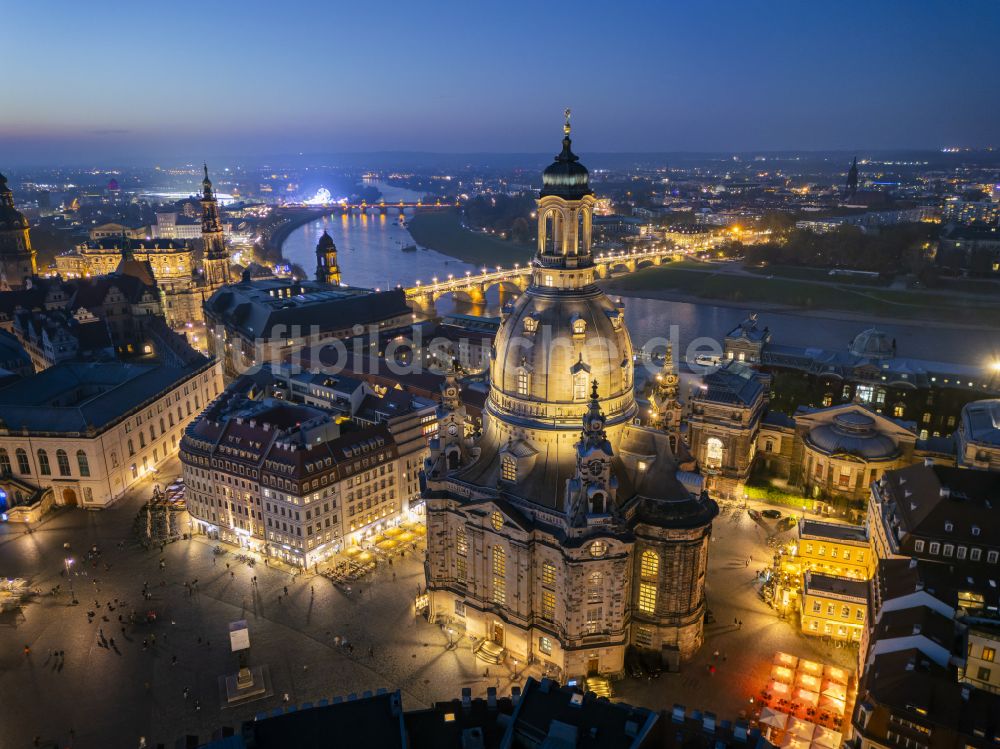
xmin=0 ymin=172 xmax=37 ymax=289
xmin=422 ymin=118 xmax=717 ymax=681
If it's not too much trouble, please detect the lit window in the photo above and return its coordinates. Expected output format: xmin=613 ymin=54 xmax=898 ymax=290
xmin=457 ymin=530 xmax=468 ymax=556
xmin=588 ymin=571 xmax=603 ymax=603
xmin=586 ymin=606 xmax=602 ymax=634
xmin=984 ymin=647 xmax=996 ymax=663
xmin=641 ymin=550 xmax=659 ymax=578
xmin=542 ymin=561 xmax=556 ymax=586
xmin=539 ymin=636 xmax=552 ymax=655
xmin=635 ymin=626 xmax=653 ymax=647
xmin=501 ymin=456 xmax=517 ymax=482
xmin=542 ymin=590 xmax=555 ymax=620
xmin=705 ymin=437 xmax=723 ymax=469
xmin=574 ymin=372 xmax=589 ymax=400
xmin=456 ymin=557 xmax=466 ymax=582
xmin=589 ymin=540 xmax=608 ymax=558
xmin=637 ymin=582 xmax=657 ymax=614
xmin=572 ymin=319 xmax=586 ymax=335
xmin=492 ymin=545 xmax=505 ymax=577
xmin=516 ymin=369 xmax=529 ymax=396
xmin=893 ymin=404 xmax=905 ymax=418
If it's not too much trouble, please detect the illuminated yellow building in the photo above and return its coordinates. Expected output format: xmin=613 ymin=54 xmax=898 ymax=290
xmin=800 ymin=571 xmax=867 ymax=642
xmin=792 ymin=519 xmax=874 ymax=579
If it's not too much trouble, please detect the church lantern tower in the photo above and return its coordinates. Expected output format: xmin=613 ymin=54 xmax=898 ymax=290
xmin=315 ymin=230 xmax=341 ymax=285
xmin=200 ymin=164 xmax=231 ymax=290
xmin=0 ymin=172 xmax=37 ymax=289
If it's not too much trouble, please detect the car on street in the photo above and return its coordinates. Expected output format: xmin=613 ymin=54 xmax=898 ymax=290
xmin=761 ymin=509 xmax=782 ymax=519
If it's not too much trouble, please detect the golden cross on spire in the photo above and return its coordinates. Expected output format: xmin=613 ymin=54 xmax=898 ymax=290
xmin=564 ymin=108 xmax=572 ymax=135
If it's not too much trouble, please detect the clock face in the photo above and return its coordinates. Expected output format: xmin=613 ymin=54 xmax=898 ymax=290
xmin=447 ymin=424 xmax=458 ymax=436
xmin=446 ymin=387 xmax=457 ymax=398
xmin=588 ymin=460 xmax=604 ymax=476
xmin=665 ymin=374 xmax=678 ymax=386
xmin=590 ymin=419 xmax=603 ymax=431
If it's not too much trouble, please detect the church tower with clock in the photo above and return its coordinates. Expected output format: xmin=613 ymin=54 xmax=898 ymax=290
xmin=422 ymin=115 xmax=718 ymax=680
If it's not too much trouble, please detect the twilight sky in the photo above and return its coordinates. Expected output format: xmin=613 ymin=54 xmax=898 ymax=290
xmin=2 ymin=0 xmax=998 ymax=164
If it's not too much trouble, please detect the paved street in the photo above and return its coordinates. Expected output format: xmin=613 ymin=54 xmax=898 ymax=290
xmin=1 ymin=463 xmax=855 ymax=748
xmin=0 ymin=461 xmax=481 ymax=749
xmin=615 ymin=500 xmax=858 ymax=721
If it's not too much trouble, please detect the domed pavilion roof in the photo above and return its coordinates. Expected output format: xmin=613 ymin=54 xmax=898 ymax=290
xmin=806 ymin=410 xmax=899 ymax=460
xmin=850 ymin=327 xmax=895 ymax=360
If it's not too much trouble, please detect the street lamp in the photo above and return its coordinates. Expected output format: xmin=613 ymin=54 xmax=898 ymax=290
xmin=512 ymin=657 xmax=520 ymax=680
xmin=64 ymin=557 xmax=78 ymax=605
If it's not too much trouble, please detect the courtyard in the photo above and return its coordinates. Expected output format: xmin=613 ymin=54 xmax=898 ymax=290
xmin=0 ymin=462 xmax=855 ymax=748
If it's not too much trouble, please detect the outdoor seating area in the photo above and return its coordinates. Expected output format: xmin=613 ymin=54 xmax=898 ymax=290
xmin=320 ymin=521 xmax=426 ymax=586
xmin=755 ymin=651 xmax=852 ymax=744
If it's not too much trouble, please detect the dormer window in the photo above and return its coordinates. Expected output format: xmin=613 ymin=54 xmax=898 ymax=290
xmin=972 ymin=526 xmax=981 ymax=537
xmin=515 ymin=368 xmax=530 ymax=397
xmin=572 ymin=317 xmax=586 ymax=335
xmin=944 ymin=522 xmax=953 ymax=532
xmin=523 ymin=316 xmax=538 ymax=333
xmin=501 ymin=456 xmax=517 ymax=482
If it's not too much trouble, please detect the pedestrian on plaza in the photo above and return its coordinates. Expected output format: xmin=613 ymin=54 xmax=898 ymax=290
xmin=284 ymin=585 xmax=288 ymax=595
xmin=277 ymin=595 xmax=282 ymax=604
xmin=183 ymin=687 xmax=189 ymax=699
xmin=738 ymin=619 xmax=743 ymax=629
xmin=142 ymin=639 xmax=148 ymax=650
xmin=24 ymin=644 xmax=31 ymax=656
xmin=226 ymin=562 xmax=230 ymax=570
xmin=368 ymin=646 xmax=374 ymax=658
xmin=139 ymin=736 xmax=147 ymax=749
xmin=195 ymin=699 xmax=201 ymax=711
xmin=734 ymin=617 xmax=738 ymax=626
xmin=213 ymin=556 xmax=216 ymax=566
xmin=171 ymin=655 xmax=178 ymax=665
xmin=311 ymin=585 xmax=315 ymax=596
xmin=230 ymin=571 xmax=235 ymax=579
xmin=282 ymin=693 xmax=290 ymax=703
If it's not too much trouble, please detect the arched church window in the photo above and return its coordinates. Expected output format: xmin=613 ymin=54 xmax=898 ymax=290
xmin=501 ymin=456 xmax=517 ymax=483
xmin=16 ymin=448 xmax=29 ymax=474
xmin=705 ymin=437 xmax=724 ymax=469
xmin=588 ymin=571 xmax=603 ymax=602
xmin=38 ymin=449 xmax=51 ymax=476
xmin=574 ymin=371 xmax=589 ymax=400
xmin=641 ymin=549 xmax=659 ymax=578
xmin=0 ymin=449 xmax=9 ymax=475
xmin=56 ymin=449 xmax=71 ymax=477
xmin=77 ymin=450 xmax=90 ymax=477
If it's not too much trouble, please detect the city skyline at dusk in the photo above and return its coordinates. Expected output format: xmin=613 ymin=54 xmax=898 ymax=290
xmin=4 ymin=0 xmax=1000 ymax=165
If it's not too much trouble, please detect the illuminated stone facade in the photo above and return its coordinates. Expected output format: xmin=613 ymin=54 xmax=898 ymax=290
xmin=423 ymin=122 xmax=717 ymax=681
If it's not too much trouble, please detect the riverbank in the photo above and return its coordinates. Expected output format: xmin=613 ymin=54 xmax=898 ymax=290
xmin=407 ymin=209 xmax=533 ymax=267
xmin=264 ymin=208 xmax=330 ymax=257
xmin=602 ymin=264 xmax=999 ymax=330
